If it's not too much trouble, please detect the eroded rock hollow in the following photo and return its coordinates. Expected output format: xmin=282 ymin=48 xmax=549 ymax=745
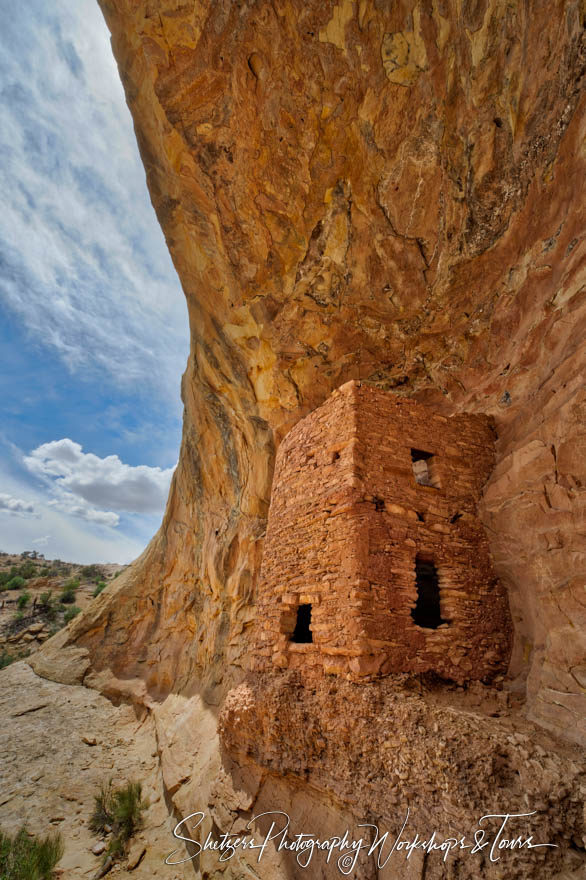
xmin=35 ymin=1 xmax=585 ymax=877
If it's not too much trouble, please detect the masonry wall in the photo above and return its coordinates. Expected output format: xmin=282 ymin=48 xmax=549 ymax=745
xmin=251 ymin=385 xmax=364 ymax=674
xmin=251 ymin=381 xmax=512 ymax=682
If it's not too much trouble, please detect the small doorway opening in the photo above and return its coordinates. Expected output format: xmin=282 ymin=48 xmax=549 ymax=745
xmin=411 ymin=557 xmax=445 ymax=629
xmin=291 ymin=604 xmax=313 ymax=643
xmin=410 ymin=449 xmax=440 ymax=488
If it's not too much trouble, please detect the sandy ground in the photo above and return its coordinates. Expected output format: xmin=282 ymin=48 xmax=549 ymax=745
xmin=0 ymin=661 xmax=194 ymax=879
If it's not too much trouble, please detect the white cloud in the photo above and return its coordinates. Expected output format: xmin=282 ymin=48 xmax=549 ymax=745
xmin=0 ymin=0 xmax=188 ymax=397
xmin=24 ymin=438 xmax=174 ymax=527
xmin=0 ymin=2 xmax=185 ymax=565
xmin=46 ymin=499 xmax=120 ymax=528
xmin=0 ymin=493 xmax=38 ymax=517
xmin=31 ymin=535 xmax=51 ymax=547
xmin=0 ymin=461 xmax=157 ymax=564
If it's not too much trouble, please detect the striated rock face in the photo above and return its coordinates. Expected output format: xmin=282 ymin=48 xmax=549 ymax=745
xmin=32 ymin=1 xmax=585 ymax=875
xmin=73 ymin=0 xmax=584 ymax=737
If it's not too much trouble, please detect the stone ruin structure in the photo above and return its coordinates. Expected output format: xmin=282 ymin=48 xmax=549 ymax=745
xmin=251 ymin=381 xmax=512 ymax=682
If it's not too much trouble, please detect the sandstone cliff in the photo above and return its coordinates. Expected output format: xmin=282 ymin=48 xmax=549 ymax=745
xmin=31 ymin=1 xmax=585 ymax=877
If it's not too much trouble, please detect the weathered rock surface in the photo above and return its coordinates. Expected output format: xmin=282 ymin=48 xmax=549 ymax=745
xmin=219 ymin=672 xmax=585 ymax=879
xmin=26 ymin=1 xmax=586 ymax=878
xmin=62 ymin=0 xmax=583 ymax=740
xmin=0 ymin=662 xmax=192 ymax=878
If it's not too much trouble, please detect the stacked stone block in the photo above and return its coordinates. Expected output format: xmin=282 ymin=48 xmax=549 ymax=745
xmin=251 ymin=381 xmax=512 ymax=682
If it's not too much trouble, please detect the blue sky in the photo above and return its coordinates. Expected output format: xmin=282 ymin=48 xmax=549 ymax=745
xmin=0 ymin=0 xmax=189 ymax=562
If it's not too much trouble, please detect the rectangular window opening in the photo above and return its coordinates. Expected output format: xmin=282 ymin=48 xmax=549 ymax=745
xmin=291 ymin=603 xmax=313 ymax=643
xmin=410 ymin=448 xmax=440 ymax=488
xmin=411 ymin=557 xmax=447 ymax=629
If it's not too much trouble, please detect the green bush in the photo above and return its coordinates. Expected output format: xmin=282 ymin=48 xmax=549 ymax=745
xmin=63 ymin=606 xmax=81 ymax=624
xmin=89 ymin=780 xmax=146 ymax=862
xmin=89 ymin=780 xmax=114 ymax=835
xmin=38 ymin=592 xmax=57 ymax=621
xmin=93 ymin=581 xmax=106 ymax=598
xmin=112 ymin=782 xmax=145 ymax=844
xmin=0 ymin=650 xmax=15 ymax=670
xmin=81 ymin=564 xmax=102 ymax=580
xmin=37 ymin=590 xmax=57 ymax=620
xmin=18 ymin=562 xmax=37 ymax=580
xmin=6 ymin=577 xmax=26 ymax=591
xmin=59 ymin=586 xmax=77 ymax=605
xmin=2 ymin=562 xmax=38 ymax=581
xmin=0 ymin=826 xmax=63 ymax=879
xmin=16 ymin=592 xmax=31 ymax=610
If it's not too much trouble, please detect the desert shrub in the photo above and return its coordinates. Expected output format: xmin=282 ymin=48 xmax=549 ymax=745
xmin=112 ymin=782 xmax=145 ymax=844
xmin=89 ymin=780 xmax=114 ymax=834
xmin=3 ymin=562 xmax=37 ymax=581
xmin=0 ymin=650 xmax=15 ymax=670
xmin=38 ymin=592 xmax=57 ymax=621
xmin=59 ymin=585 xmax=77 ymax=605
xmin=0 ymin=825 xmax=63 ymax=879
xmin=93 ymin=581 xmax=106 ymax=598
xmin=90 ymin=780 xmax=146 ymax=862
xmin=6 ymin=577 xmax=26 ymax=591
xmin=16 ymin=592 xmax=31 ymax=610
xmin=63 ymin=606 xmax=81 ymax=624
xmin=39 ymin=567 xmax=50 ymax=577
xmin=81 ymin=564 xmax=102 ymax=580
xmin=18 ymin=562 xmax=37 ymax=580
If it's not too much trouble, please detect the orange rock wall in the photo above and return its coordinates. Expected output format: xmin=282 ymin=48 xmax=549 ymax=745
xmin=29 ymin=4 xmax=584 ymax=874
xmin=46 ymin=0 xmax=584 ymax=748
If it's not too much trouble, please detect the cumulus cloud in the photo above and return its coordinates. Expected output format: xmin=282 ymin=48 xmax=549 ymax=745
xmin=0 ymin=454 xmax=152 ymax=562
xmin=0 ymin=493 xmax=38 ymax=517
xmin=0 ymin=2 xmax=186 ymax=562
xmin=46 ymin=499 xmax=120 ymax=528
xmin=0 ymin=0 xmax=188 ymax=397
xmin=24 ymin=438 xmax=174 ymax=528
